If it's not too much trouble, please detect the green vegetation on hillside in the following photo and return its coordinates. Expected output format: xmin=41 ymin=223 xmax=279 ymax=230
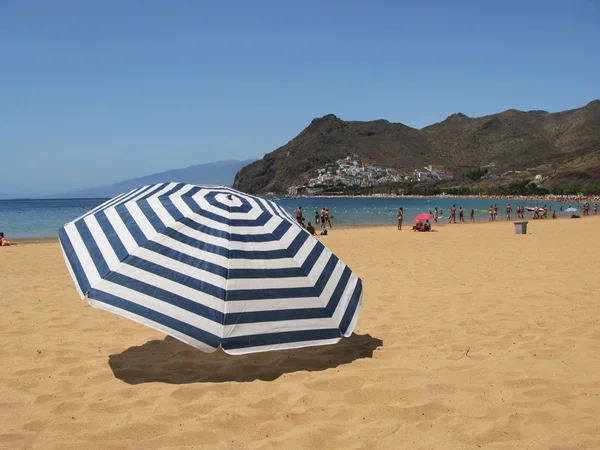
xmin=301 ymin=179 xmax=600 ymax=197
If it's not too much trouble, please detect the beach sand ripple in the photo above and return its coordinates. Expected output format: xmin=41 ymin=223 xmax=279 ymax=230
xmin=1 ymin=218 xmax=600 ymax=448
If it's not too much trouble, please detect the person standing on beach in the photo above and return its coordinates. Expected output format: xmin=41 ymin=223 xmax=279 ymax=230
xmin=459 ymin=206 xmax=464 ymax=222
xmin=325 ymin=209 xmax=333 ymax=228
xmin=470 ymin=209 xmax=475 ymax=222
xmin=320 ymin=207 xmax=326 ymax=229
xmin=488 ymin=205 xmax=494 ymax=221
xmin=493 ymin=204 xmax=499 ymax=221
xmin=506 ymin=204 xmax=512 ymax=220
xmin=296 ymin=206 xmax=305 ymax=226
xmin=434 ymin=207 xmax=438 ymax=223
xmin=397 ymin=207 xmax=403 ymax=230
xmin=450 ymin=205 xmax=456 ymax=223
xmin=314 ymin=210 xmax=320 ymax=225
xmin=594 ymin=203 xmax=598 ymax=215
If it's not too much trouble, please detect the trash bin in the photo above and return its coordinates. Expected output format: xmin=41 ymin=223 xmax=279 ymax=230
xmin=514 ymin=221 xmax=528 ymax=235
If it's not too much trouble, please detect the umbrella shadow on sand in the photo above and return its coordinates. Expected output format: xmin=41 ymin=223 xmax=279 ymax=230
xmin=108 ymin=333 xmax=383 ymax=384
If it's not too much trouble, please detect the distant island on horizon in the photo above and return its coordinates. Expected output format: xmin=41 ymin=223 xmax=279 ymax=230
xmin=53 ymin=159 xmax=257 ymax=199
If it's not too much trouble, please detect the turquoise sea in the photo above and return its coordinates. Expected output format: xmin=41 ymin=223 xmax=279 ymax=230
xmin=0 ymin=196 xmax=587 ymax=240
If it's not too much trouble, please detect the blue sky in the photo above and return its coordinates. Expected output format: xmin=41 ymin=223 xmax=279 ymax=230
xmin=1 ymin=0 xmax=599 ymax=198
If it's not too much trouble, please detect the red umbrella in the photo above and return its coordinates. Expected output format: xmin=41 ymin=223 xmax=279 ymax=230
xmin=413 ymin=213 xmax=434 ymax=222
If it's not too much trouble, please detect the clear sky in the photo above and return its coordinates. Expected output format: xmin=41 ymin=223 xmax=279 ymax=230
xmin=1 ymin=0 xmax=599 ymax=198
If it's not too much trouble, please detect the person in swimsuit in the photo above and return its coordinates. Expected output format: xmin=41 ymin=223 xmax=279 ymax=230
xmin=320 ymin=207 xmax=326 ymax=229
xmin=594 ymin=203 xmax=598 ymax=215
xmin=470 ymin=209 xmax=475 ymax=222
xmin=434 ymin=207 xmax=438 ymax=223
xmin=488 ymin=205 xmax=493 ymax=221
xmin=0 ymin=232 xmax=10 ymax=246
xmin=296 ymin=206 xmax=304 ymax=226
xmin=450 ymin=205 xmax=456 ymax=223
xmin=413 ymin=220 xmax=424 ymax=231
xmin=459 ymin=206 xmax=464 ymax=222
xmin=397 ymin=207 xmax=403 ymax=230
xmin=314 ymin=210 xmax=320 ymax=225
xmin=325 ymin=209 xmax=333 ymax=228
xmin=506 ymin=204 xmax=512 ymax=220
xmin=306 ymin=222 xmax=317 ymax=236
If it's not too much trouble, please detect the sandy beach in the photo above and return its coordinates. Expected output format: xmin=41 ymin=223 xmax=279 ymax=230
xmin=1 ymin=217 xmax=600 ymax=449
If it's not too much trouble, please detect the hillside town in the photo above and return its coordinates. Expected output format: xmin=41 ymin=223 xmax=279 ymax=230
xmin=287 ymin=155 xmax=455 ymax=195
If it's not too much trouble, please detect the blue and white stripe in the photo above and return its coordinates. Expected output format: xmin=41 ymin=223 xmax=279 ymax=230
xmin=59 ymin=184 xmax=363 ymax=355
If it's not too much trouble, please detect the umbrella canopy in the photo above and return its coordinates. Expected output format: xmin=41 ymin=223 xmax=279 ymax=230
xmin=59 ymin=184 xmax=362 ymax=355
xmin=413 ymin=213 xmax=434 ymax=222
xmin=565 ymin=207 xmax=578 ymax=212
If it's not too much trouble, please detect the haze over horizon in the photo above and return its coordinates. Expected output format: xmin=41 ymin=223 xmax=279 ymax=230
xmin=1 ymin=0 xmax=599 ymax=198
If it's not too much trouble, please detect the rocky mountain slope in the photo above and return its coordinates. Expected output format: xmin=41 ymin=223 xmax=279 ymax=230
xmin=233 ymin=100 xmax=600 ymax=194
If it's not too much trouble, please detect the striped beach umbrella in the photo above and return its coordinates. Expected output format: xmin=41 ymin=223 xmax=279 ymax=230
xmin=59 ymin=184 xmax=363 ymax=355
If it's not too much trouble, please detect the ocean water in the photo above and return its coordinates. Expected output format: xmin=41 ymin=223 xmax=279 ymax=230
xmin=0 ymin=196 xmax=587 ymax=239
xmin=276 ymin=197 xmax=584 ymax=227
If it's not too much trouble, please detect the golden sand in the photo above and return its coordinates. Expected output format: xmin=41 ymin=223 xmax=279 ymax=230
xmin=1 ymin=217 xmax=600 ymax=449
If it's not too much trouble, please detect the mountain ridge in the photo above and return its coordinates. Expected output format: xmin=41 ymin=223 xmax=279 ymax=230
xmin=55 ymin=159 xmax=257 ymax=198
xmin=233 ymin=100 xmax=600 ymax=194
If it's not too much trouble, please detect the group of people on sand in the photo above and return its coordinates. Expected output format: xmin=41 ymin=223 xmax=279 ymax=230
xmin=426 ymin=206 xmax=476 ymax=224
xmin=445 ymin=205 xmax=475 ymax=223
xmin=395 ymin=207 xmax=433 ymax=232
xmin=395 ymin=200 xmax=600 ymax=233
xmin=412 ymin=219 xmax=432 ymax=232
xmin=529 ymin=205 xmax=550 ymax=220
xmin=296 ymin=206 xmax=332 ymax=237
xmin=484 ymin=204 xmax=507 ymax=221
xmin=0 ymin=232 xmax=10 ymax=246
xmin=582 ymin=202 xmax=597 ymax=216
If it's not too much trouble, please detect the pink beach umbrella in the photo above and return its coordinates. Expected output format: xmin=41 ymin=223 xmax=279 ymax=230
xmin=413 ymin=213 xmax=434 ymax=222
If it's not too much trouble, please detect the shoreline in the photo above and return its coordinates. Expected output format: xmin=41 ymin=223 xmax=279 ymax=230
xmin=8 ymin=236 xmax=58 ymax=245
xmin=10 ymin=215 xmax=599 ymax=244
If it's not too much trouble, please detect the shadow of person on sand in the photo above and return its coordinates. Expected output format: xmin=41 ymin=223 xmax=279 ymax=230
xmin=108 ymin=333 xmax=383 ymax=385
